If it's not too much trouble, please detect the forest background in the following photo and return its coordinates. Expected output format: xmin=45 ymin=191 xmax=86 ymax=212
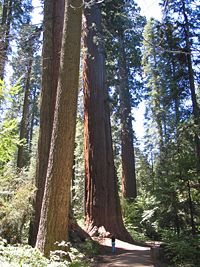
xmin=0 ymin=0 xmax=199 ymax=266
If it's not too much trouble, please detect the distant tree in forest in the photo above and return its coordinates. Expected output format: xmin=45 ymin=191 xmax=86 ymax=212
xmin=162 ymin=0 xmax=200 ymax=174
xmin=102 ymin=0 xmax=145 ymax=200
xmin=0 ymin=0 xmax=33 ymax=79
xmin=14 ymin=25 xmax=41 ymax=169
xmin=142 ymin=13 xmax=199 ymax=237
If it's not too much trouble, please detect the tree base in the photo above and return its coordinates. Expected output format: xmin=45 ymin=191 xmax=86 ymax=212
xmin=69 ymin=218 xmax=90 ymax=243
xmin=85 ymin=224 xmax=136 ymax=244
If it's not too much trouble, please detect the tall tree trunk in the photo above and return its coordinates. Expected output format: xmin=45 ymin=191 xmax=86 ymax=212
xmin=181 ymin=0 xmax=200 ymax=173
xmin=36 ymin=0 xmax=82 ymax=256
xmin=17 ymin=58 xmax=33 ymax=169
xmin=0 ymin=0 xmax=12 ymax=79
xmin=83 ymin=2 xmax=132 ymax=242
xmin=118 ymin=34 xmax=137 ymax=200
xmin=28 ymin=87 xmax=37 ymax=153
xmin=28 ymin=0 xmax=64 ymax=246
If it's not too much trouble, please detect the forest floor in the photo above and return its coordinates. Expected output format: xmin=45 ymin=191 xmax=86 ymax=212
xmin=92 ymin=238 xmax=168 ymax=267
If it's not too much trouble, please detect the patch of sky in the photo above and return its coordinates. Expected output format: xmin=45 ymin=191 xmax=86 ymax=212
xmin=135 ymin=0 xmax=162 ymax=20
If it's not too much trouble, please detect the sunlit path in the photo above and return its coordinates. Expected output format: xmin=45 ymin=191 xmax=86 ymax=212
xmin=93 ymin=238 xmax=155 ymax=267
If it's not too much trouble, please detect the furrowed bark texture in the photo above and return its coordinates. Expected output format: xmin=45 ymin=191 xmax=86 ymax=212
xmin=28 ymin=0 xmax=64 ymax=246
xmin=83 ymin=2 xmax=133 ymax=242
xmin=36 ymin=0 xmax=82 ymax=256
xmin=118 ymin=34 xmax=137 ymax=200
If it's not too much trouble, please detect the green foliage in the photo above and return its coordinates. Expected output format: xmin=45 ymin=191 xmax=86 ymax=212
xmin=0 ymin=79 xmax=23 ymax=166
xmin=0 ymin=165 xmax=35 ymax=243
xmin=0 ymin=239 xmax=92 ymax=266
xmin=0 ymin=119 xmax=21 ymax=164
xmin=79 ymin=239 xmax=100 ymax=257
xmin=161 ymin=231 xmax=200 ymax=266
xmin=122 ymin=196 xmax=160 ymax=241
xmin=0 ymin=239 xmax=48 ymax=267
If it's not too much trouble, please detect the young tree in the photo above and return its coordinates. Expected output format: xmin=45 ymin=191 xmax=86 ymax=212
xmin=83 ymin=1 xmax=132 ymax=241
xmin=16 ymin=26 xmax=41 ymax=169
xmin=36 ymin=0 xmax=82 ymax=256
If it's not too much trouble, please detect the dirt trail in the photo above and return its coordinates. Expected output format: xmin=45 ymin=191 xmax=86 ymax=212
xmin=93 ymin=238 xmax=161 ymax=267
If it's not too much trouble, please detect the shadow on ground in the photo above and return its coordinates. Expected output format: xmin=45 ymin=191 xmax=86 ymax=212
xmin=93 ymin=241 xmax=168 ymax=267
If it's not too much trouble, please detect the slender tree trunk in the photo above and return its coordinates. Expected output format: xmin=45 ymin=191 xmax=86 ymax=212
xmin=165 ymin=27 xmax=183 ymax=237
xmin=0 ymin=0 xmax=12 ymax=79
xmin=83 ymin=2 xmax=132 ymax=242
xmin=118 ymin=34 xmax=137 ymax=200
xmin=151 ymin=39 xmax=164 ymax=152
xmin=28 ymin=0 xmax=64 ymax=246
xmin=28 ymin=88 xmax=37 ymax=153
xmin=36 ymin=0 xmax=82 ymax=256
xmin=187 ymin=180 xmax=196 ymax=235
xmin=17 ymin=58 xmax=33 ymax=169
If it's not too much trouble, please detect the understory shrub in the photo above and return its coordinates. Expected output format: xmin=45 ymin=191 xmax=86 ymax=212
xmin=0 ymin=165 xmax=35 ymax=243
xmin=0 ymin=238 xmax=91 ymax=266
xmin=161 ymin=231 xmax=200 ymax=266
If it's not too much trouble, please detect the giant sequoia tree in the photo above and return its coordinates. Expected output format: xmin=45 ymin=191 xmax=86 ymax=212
xmin=36 ymin=0 xmax=82 ymax=256
xmin=29 ymin=0 xmax=64 ymax=246
xmin=83 ymin=1 xmax=132 ymax=241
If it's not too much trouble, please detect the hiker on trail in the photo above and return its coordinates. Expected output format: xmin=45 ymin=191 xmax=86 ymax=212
xmin=111 ymin=235 xmax=116 ymax=253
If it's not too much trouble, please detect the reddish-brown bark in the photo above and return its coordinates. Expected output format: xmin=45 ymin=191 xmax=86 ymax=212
xmin=36 ymin=0 xmax=82 ymax=256
xmin=118 ymin=34 xmax=137 ymax=200
xmin=28 ymin=0 xmax=64 ymax=246
xmin=83 ymin=2 xmax=133 ymax=242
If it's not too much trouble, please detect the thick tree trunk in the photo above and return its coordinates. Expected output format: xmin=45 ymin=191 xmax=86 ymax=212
xmin=0 ymin=0 xmax=12 ymax=79
xmin=17 ymin=58 xmax=33 ymax=169
xmin=83 ymin=2 xmax=132 ymax=242
xmin=118 ymin=34 xmax=137 ymax=200
xmin=28 ymin=0 xmax=64 ymax=246
xmin=36 ymin=0 xmax=82 ymax=257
